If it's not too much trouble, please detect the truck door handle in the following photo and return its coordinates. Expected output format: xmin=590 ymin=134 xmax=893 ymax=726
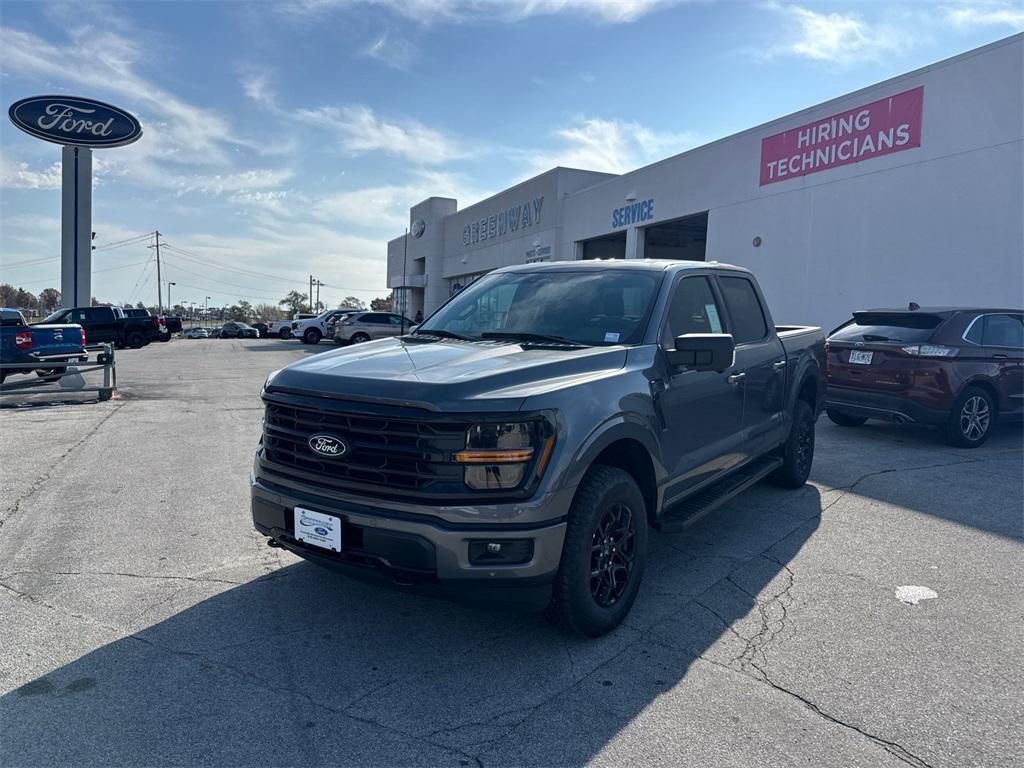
xmin=727 ymin=372 xmax=746 ymax=385
xmin=773 ymin=360 xmax=787 ymax=371
xmin=992 ymin=354 xmax=1008 ymax=360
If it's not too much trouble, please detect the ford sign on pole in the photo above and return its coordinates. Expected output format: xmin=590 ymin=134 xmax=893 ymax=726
xmin=8 ymin=95 xmax=142 ymax=148
xmin=8 ymin=95 xmax=143 ymax=307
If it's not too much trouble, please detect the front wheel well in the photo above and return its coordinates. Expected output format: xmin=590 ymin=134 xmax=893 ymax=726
xmin=590 ymin=439 xmax=657 ymax=525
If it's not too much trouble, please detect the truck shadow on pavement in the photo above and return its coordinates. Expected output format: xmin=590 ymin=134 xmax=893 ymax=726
xmin=2 ymin=486 xmax=821 ymax=767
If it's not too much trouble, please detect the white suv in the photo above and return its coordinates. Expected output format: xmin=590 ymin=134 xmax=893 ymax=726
xmin=333 ymin=312 xmax=413 ymax=345
xmin=293 ymin=309 xmax=357 ymax=344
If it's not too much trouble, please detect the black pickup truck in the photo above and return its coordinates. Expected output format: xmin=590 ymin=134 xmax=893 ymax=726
xmin=252 ymin=261 xmax=825 ymax=636
xmin=42 ymin=306 xmax=160 ymax=349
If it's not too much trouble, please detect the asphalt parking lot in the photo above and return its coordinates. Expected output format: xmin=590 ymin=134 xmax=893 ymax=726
xmin=1 ymin=338 xmax=1021 ymax=768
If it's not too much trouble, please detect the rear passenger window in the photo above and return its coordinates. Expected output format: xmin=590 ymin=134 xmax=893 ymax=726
xmin=963 ymin=317 xmax=984 ymax=345
xmin=718 ymin=276 xmax=767 ymax=344
xmin=665 ymin=277 xmax=723 ymax=343
xmin=983 ymin=314 xmax=1023 ymax=348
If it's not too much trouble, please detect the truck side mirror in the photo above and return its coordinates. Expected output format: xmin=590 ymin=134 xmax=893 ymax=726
xmin=667 ymin=333 xmax=735 ymax=372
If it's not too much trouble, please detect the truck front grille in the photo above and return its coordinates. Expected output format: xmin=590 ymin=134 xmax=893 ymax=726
xmin=261 ymin=398 xmax=469 ymax=498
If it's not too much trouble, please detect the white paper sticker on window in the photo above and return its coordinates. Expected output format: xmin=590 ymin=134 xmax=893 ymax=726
xmin=604 ymin=332 xmax=620 ymax=343
xmin=705 ymin=304 xmax=722 ymax=333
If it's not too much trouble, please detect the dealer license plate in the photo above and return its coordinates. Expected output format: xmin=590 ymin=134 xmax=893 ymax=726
xmin=294 ymin=507 xmax=342 ymax=552
xmin=849 ymin=350 xmax=874 ymax=365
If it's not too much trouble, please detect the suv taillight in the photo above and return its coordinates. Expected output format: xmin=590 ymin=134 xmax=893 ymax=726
xmin=15 ymin=331 xmax=32 ymax=349
xmin=823 ymin=340 xmax=829 ymax=378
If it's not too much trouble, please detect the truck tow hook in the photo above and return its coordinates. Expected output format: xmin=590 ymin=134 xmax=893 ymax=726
xmin=266 ymin=538 xmax=283 ymax=549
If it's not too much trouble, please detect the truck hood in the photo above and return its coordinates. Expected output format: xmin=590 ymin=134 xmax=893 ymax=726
xmin=265 ymin=337 xmax=629 ymax=412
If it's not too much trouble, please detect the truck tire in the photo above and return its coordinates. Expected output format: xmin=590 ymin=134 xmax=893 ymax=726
xmin=767 ymin=399 xmax=816 ymax=489
xmin=303 ymin=328 xmax=322 ymax=345
xmin=944 ymin=386 xmax=995 ymax=448
xmin=826 ymin=408 xmax=867 ymax=427
xmin=545 ymin=466 xmax=648 ymax=637
xmin=126 ymin=330 xmax=147 ymax=349
xmin=279 ymin=328 xmax=292 ymax=339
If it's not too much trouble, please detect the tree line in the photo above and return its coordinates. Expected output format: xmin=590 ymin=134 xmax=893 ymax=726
xmin=1 ymin=282 xmax=394 ymax=322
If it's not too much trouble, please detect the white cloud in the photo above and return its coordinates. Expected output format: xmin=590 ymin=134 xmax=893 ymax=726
xmin=0 ymin=155 xmax=62 ymax=190
xmin=287 ymin=0 xmax=675 ymax=24
xmin=765 ymin=3 xmax=909 ymax=66
xmin=297 ymin=104 xmax=467 ymax=164
xmin=527 ymin=117 xmax=701 ymax=175
xmin=361 ymin=29 xmax=418 ymax=69
xmin=314 ymin=170 xmax=489 ymax=229
xmin=240 ymin=70 xmax=278 ymax=108
xmin=943 ymin=2 xmax=1024 ymax=29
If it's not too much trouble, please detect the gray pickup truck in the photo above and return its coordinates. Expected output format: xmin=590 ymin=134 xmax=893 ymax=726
xmin=252 ymin=261 xmax=825 ymax=635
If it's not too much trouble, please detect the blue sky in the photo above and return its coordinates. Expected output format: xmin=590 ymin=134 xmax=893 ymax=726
xmin=1 ymin=1 xmax=1020 ymax=309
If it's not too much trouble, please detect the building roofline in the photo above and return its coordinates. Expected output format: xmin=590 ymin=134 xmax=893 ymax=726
xmin=563 ymin=32 xmax=1023 ymax=200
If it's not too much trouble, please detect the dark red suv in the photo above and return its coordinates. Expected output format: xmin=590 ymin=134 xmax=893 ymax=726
xmin=825 ymin=307 xmax=1023 ymax=447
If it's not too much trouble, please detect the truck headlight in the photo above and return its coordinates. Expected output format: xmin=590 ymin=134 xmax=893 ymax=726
xmin=454 ymin=422 xmax=555 ymax=490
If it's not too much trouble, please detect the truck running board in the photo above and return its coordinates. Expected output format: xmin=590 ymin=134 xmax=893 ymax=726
xmin=653 ymin=455 xmax=783 ymax=533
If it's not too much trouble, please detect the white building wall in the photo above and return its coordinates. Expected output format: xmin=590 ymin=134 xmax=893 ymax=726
xmin=559 ymin=34 xmax=1023 ymax=331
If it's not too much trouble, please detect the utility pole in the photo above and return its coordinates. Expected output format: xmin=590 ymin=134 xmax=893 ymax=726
xmin=315 ymin=279 xmax=324 ymax=312
xmin=309 ymin=275 xmax=314 ymax=313
xmin=151 ymin=231 xmax=163 ymax=313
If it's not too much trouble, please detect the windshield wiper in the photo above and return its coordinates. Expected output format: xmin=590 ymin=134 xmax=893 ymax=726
xmin=409 ymin=328 xmax=478 ymax=341
xmin=481 ymin=331 xmax=588 ymax=347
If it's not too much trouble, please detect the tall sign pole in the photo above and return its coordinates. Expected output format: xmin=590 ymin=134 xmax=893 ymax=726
xmin=8 ymin=95 xmax=143 ymax=308
xmin=60 ymin=145 xmax=93 ymax=307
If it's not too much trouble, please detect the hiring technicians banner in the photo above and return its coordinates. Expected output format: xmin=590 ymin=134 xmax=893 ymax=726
xmin=759 ymin=86 xmax=924 ymax=186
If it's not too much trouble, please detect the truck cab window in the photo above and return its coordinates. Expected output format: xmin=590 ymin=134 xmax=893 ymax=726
xmin=664 ymin=276 xmax=723 ymax=345
xmin=718 ymin=276 xmax=767 ymax=344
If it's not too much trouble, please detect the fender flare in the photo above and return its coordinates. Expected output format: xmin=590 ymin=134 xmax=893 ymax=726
xmin=558 ymin=413 xmax=666 ymax=497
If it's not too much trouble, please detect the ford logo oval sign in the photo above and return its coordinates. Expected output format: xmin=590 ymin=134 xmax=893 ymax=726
xmin=8 ymin=95 xmax=143 ymax=148
xmin=308 ymin=434 xmax=349 ymax=459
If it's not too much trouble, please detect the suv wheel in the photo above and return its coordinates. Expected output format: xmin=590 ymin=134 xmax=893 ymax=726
xmin=768 ymin=399 xmax=816 ymax=488
xmin=303 ymin=328 xmax=322 ymax=345
xmin=826 ymin=408 xmax=867 ymax=427
xmin=945 ymin=386 xmax=995 ymax=448
xmin=126 ymin=330 xmax=147 ymax=349
xmin=350 ymin=332 xmax=370 ymax=344
xmin=546 ymin=466 xmax=647 ymax=637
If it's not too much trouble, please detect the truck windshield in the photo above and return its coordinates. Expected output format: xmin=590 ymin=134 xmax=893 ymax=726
xmin=418 ymin=269 xmax=662 ymax=346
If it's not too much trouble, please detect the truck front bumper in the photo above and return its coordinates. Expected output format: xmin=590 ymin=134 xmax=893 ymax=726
xmin=251 ymin=474 xmax=569 ymax=611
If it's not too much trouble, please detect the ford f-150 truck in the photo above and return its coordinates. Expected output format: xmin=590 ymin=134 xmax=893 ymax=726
xmin=252 ymin=261 xmax=825 ymax=636
xmin=0 ymin=308 xmax=87 ymax=384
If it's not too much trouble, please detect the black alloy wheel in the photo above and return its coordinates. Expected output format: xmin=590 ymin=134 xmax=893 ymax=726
xmin=590 ymin=502 xmax=637 ymax=608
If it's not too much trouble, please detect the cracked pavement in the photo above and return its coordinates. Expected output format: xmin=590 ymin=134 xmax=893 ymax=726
xmin=1 ymin=338 xmax=1022 ymax=767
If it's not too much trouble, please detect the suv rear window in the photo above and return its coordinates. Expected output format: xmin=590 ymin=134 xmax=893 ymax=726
xmin=831 ymin=312 xmax=943 ymax=343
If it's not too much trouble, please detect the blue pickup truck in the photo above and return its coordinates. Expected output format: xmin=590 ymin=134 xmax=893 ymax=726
xmin=0 ymin=308 xmax=87 ymax=385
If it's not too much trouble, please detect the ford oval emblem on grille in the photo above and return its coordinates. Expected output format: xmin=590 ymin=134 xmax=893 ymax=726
xmin=308 ymin=434 xmax=349 ymax=458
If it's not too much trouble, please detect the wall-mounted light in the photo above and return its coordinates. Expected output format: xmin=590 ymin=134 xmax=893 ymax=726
xmin=625 ymin=191 xmax=637 ymax=202
xmin=752 ymin=236 xmax=763 ymax=247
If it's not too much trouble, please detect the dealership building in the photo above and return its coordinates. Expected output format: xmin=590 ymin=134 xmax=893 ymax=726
xmin=387 ymin=34 xmax=1023 ymax=331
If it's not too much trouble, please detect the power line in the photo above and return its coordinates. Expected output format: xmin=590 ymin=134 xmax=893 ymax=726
xmin=159 ymin=255 xmax=291 ymax=300
xmin=92 ymin=232 xmax=155 ymax=251
xmin=10 ymin=259 xmax=152 ymax=289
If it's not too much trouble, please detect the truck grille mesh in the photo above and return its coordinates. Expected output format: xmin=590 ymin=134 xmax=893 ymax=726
xmin=261 ymin=400 xmax=467 ymax=498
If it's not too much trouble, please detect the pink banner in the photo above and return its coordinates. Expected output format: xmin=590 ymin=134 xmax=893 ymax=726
xmin=759 ymin=86 xmax=924 ymax=186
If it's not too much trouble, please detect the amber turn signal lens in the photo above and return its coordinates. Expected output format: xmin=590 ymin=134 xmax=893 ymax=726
xmin=453 ymin=449 xmax=535 ymax=464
